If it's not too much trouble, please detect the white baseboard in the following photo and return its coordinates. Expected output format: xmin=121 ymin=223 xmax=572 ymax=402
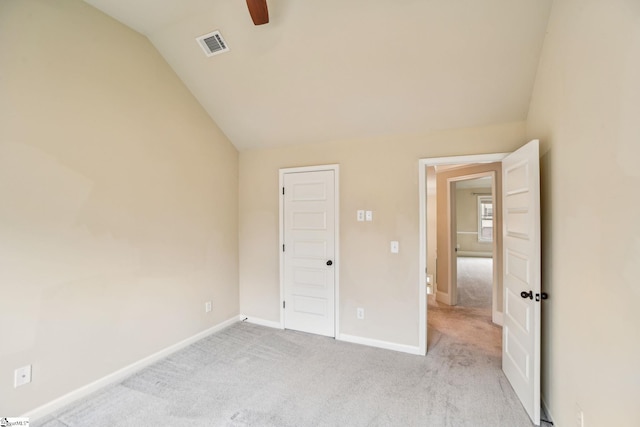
xmin=23 ymin=315 xmax=240 ymax=421
xmin=492 ymin=311 xmax=504 ymax=326
xmin=436 ymin=290 xmax=452 ymax=305
xmin=541 ymin=395 xmax=555 ymax=425
xmin=240 ymin=315 xmax=283 ymax=329
xmin=337 ymin=333 xmax=422 ymax=356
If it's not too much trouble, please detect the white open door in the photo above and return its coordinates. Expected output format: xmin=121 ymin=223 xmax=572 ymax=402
xmin=282 ymin=169 xmax=336 ymax=337
xmin=501 ymin=140 xmax=541 ymax=425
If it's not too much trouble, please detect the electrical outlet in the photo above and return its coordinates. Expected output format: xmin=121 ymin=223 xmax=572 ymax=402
xmin=357 ymin=308 xmax=365 ymax=319
xmin=205 ymin=301 xmax=212 ymax=313
xmin=575 ymin=404 xmax=584 ymax=427
xmin=14 ymin=365 xmax=32 ymax=388
xmin=357 ymin=210 xmax=365 ymax=222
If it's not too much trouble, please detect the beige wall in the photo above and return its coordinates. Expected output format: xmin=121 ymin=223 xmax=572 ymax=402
xmin=456 ymin=186 xmax=493 ymax=255
xmin=0 ymin=0 xmax=238 ymax=415
xmin=239 ymin=124 xmax=524 ymax=347
xmin=526 ymin=0 xmax=640 ymax=424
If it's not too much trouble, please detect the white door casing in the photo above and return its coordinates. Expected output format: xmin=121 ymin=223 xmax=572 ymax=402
xmin=281 ymin=166 xmax=338 ymax=337
xmin=419 ymin=153 xmax=507 ymax=356
xmin=501 ymin=140 xmax=541 ymax=425
xmin=449 ymin=179 xmax=459 ymax=306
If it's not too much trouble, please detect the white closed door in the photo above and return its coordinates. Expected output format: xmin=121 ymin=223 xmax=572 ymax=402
xmin=283 ymin=170 xmax=336 ymax=337
xmin=501 ymin=140 xmax=541 ymax=425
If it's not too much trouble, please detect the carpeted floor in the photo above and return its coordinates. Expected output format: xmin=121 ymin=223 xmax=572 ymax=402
xmin=34 ymin=288 xmax=536 ymax=426
xmin=456 ymin=256 xmax=493 ymax=308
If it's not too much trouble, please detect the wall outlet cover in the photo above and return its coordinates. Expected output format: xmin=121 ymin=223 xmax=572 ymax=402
xmin=575 ymin=403 xmax=584 ymax=427
xmin=14 ymin=365 xmax=32 ymax=388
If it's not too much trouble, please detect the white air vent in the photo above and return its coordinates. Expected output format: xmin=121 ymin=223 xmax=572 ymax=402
xmin=196 ymin=30 xmax=229 ymax=57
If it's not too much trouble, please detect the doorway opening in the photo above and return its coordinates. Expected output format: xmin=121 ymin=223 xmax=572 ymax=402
xmin=418 ymin=140 xmax=542 ymax=425
xmin=418 ymin=153 xmax=507 ymax=356
xmin=453 ymin=176 xmax=495 ymax=313
xmin=443 ymin=169 xmax=501 ymax=320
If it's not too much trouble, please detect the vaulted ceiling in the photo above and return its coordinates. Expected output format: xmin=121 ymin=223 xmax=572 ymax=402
xmin=83 ymin=0 xmax=553 ymax=150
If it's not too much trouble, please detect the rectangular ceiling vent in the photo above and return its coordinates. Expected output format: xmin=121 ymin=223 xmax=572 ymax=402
xmin=196 ymin=30 xmax=230 ymax=57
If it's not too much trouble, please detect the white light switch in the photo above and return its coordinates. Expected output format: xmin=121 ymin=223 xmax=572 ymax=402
xmin=357 ymin=210 xmax=365 ymax=222
xmin=390 ymin=241 xmax=399 ymax=253
xmin=365 ymin=211 xmax=373 ymax=221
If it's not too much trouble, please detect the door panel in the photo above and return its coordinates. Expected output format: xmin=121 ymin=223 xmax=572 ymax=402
xmin=501 ymin=140 xmax=541 ymax=425
xmin=283 ymin=170 xmax=335 ymax=337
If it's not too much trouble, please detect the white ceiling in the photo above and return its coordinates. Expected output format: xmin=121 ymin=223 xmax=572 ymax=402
xmin=83 ymin=0 xmax=552 ymax=150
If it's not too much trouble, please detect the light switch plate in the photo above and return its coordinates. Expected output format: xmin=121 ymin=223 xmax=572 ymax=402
xmin=391 ymin=241 xmax=399 ymax=253
xmin=365 ymin=210 xmax=373 ymax=221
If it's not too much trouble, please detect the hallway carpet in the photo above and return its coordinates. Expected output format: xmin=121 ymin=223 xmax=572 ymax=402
xmin=456 ymin=256 xmax=493 ymax=308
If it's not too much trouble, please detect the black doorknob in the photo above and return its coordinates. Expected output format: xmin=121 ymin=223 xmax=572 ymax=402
xmin=520 ymin=290 xmax=533 ymax=300
xmin=326 ymin=260 xmax=333 ymax=266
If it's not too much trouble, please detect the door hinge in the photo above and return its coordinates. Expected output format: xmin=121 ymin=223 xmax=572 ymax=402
xmin=282 ymin=187 xmax=285 ymax=195
xmin=282 ymin=244 xmax=285 ymax=252
xmin=283 ymin=301 xmax=286 ymax=309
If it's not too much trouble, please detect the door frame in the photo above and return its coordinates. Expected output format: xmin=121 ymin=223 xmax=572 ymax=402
xmin=446 ymin=171 xmax=497 ymax=310
xmin=279 ymin=164 xmax=340 ymax=336
xmin=418 ymin=153 xmax=507 ymax=355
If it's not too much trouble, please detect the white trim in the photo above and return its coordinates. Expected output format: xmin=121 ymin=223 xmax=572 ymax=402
xmin=240 ymin=315 xmax=283 ymax=329
xmin=279 ymin=164 xmax=340 ymax=338
xmin=419 ymin=153 xmax=508 ymax=356
xmin=23 ymin=315 xmax=240 ymax=421
xmin=424 ymin=153 xmax=508 ymax=165
xmin=418 ymin=163 xmax=427 ymax=355
xmin=541 ymin=395 xmax=554 ymax=425
xmin=446 ymin=176 xmax=457 ymax=305
xmin=436 ymin=290 xmax=452 ymax=305
xmin=278 ymin=170 xmax=286 ymax=330
xmin=337 ymin=333 xmax=422 ymax=356
xmin=492 ymin=311 xmax=504 ymax=326
xmin=420 ymin=280 xmax=428 ymax=347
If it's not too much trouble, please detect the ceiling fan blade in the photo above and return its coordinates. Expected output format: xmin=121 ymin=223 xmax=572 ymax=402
xmin=246 ymin=0 xmax=269 ymax=25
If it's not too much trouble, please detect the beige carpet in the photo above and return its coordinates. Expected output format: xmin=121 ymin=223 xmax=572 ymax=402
xmin=429 ymin=256 xmax=498 ymax=366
